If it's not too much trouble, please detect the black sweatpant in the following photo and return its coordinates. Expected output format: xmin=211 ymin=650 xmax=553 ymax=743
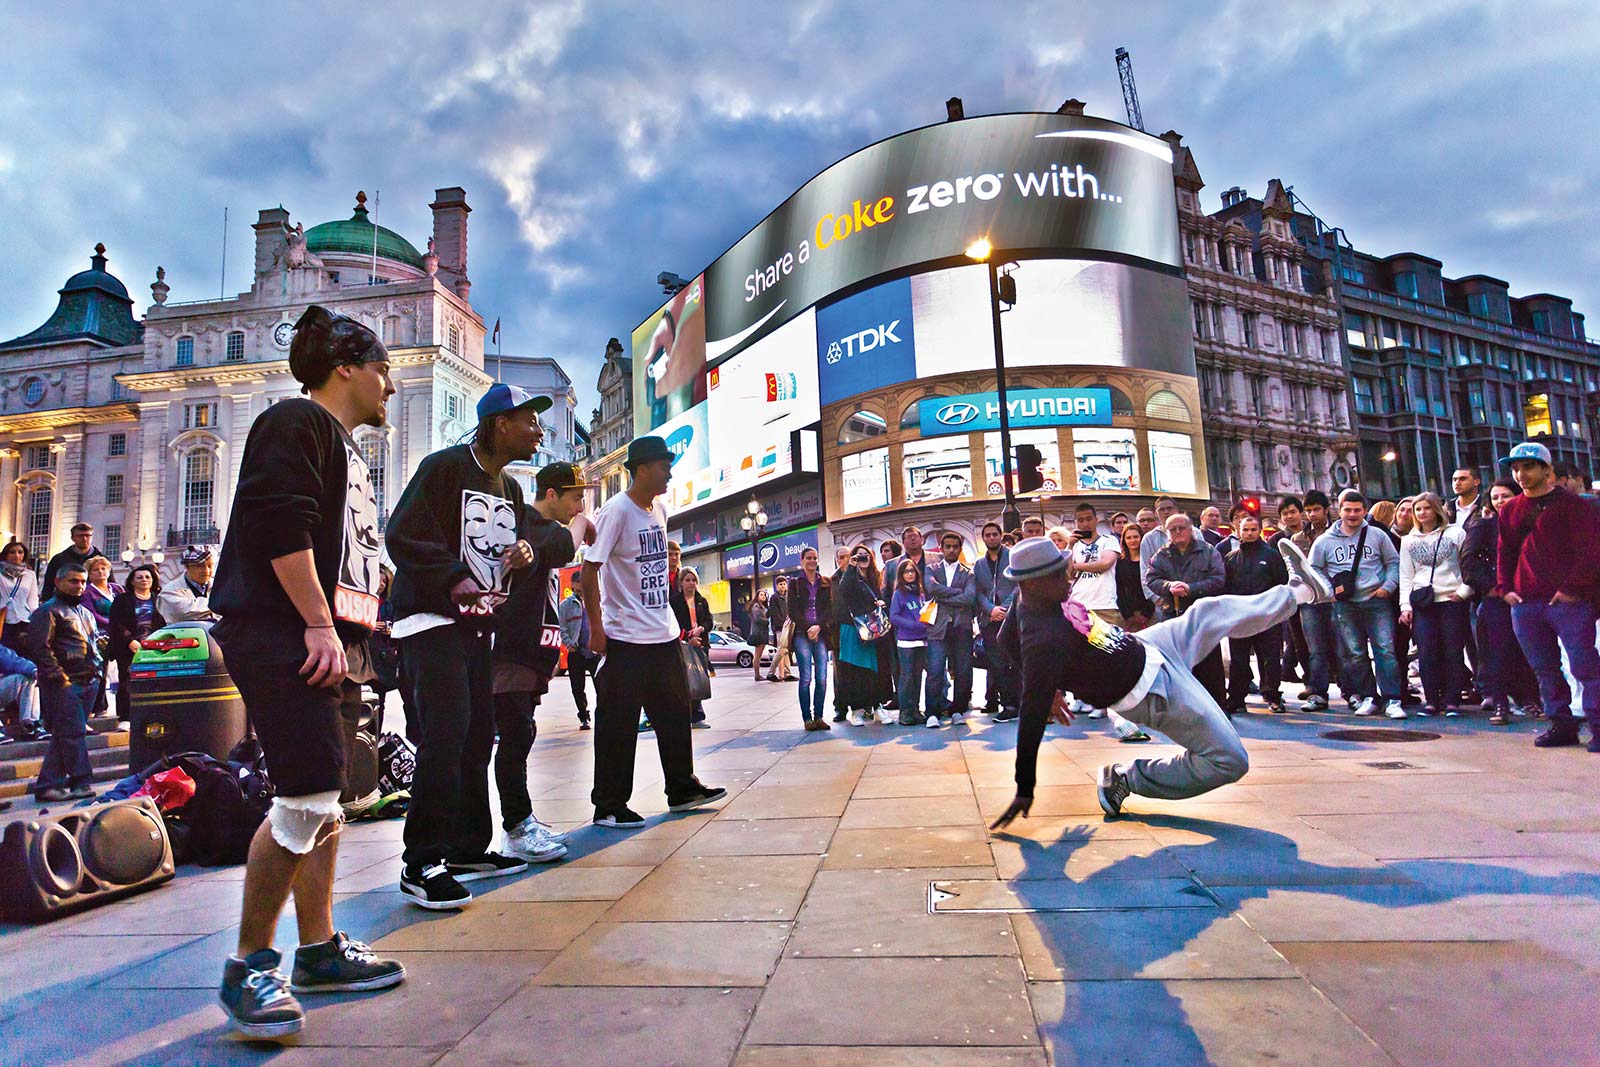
xmin=591 ymin=639 xmax=697 ymax=815
xmin=567 ymin=650 xmax=595 ymax=718
xmin=1228 ymin=628 xmax=1283 ymax=709
xmin=402 ymin=624 xmax=494 ymax=868
xmin=493 ymin=690 xmax=537 ymax=831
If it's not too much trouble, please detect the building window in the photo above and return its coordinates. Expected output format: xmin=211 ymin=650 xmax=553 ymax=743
xmin=108 ymin=432 xmax=127 ymax=457
xmin=358 ymin=433 xmax=387 ymax=522
xmin=1184 ymin=234 xmax=1196 ymax=262
xmin=109 ymin=379 xmax=130 ymax=402
xmin=446 ymin=324 xmax=460 ymax=353
xmin=444 ymin=393 xmax=459 ymax=422
xmin=182 ymin=449 xmax=215 ymax=532
xmin=1394 ymin=272 xmax=1419 ymax=299
xmin=225 ymin=331 xmax=245 ymax=361
xmin=103 ymin=524 xmax=122 ymax=558
xmin=1210 ymin=304 xmax=1223 ymax=340
xmin=838 ymin=410 xmax=887 ymax=446
xmin=1147 ymin=431 xmax=1196 ymax=495
xmin=1192 ymin=301 xmax=1206 ymax=338
xmin=901 ymin=396 xmax=948 ymax=430
xmin=176 ymin=337 xmax=195 ymax=366
xmin=25 ymin=445 xmax=54 ymax=470
xmin=1248 ymin=375 xmax=1265 ymax=412
xmin=1467 ymin=293 xmax=1490 ymax=319
xmin=1531 ymin=310 xmax=1550 ymax=334
xmin=840 ymin=447 xmax=891 ymax=513
xmin=1256 ymin=443 xmax=1275 ymax=488
xmin=105 ymin=473 xmax=124 ymax=505
xmin=25 ymin=487 xmax=51 ymax=562
xmin=22 ymin=377 xmax=45 ymax=406
xmin=184 ymin=401 xmax=217 ymax=429
xmin=1340 ymin=264 xmax=1365 ymax=285
xmin=1145 ymin=390 xmax=1190 ymax=422
xmin=1241 ymin=313 xmax=1256 ymax=349
xmin=1353 ymin=377 xmax=1376 ymax=415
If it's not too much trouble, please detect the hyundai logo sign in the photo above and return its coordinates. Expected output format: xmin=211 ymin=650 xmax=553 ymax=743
xmin=935 ymin=401 xmax=980 ymax=426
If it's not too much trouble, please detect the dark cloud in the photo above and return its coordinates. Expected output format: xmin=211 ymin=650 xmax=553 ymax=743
xmin=2 ymin=0 xmax=1594 ymax=408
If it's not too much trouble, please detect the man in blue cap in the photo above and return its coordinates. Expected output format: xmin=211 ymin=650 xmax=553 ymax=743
xmin=990 ymin=534 xmax=1335 ymax=828
xmin=386 ymin=381 xmax=576 ymax=909
xmin=580 ymin=434 xmax=725 ymax=829
xmin=1497 ymin=441 xmax=1600 ymax=750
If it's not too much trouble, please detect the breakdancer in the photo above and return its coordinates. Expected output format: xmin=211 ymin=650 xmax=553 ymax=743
xmin=990 ymin=535 xmax=1333 ymax=827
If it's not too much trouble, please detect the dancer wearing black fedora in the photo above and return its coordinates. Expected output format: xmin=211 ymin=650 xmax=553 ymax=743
xmin=989 ymin=535 xmax=1334 ymax=829
xmin=580 ymin=435 xmax=725 ymax=829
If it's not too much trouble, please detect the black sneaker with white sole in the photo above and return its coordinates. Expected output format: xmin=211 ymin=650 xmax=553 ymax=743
xmin=400 ymin=862 xmax=472 ymax=909
xmin=220 ymin=949 xmax=304 ymax=1040
xmin=1097 ymin=764 xmax=1133 ymax=818
xmin=594 ymin=806 xmax=647 ymax=830
xmin=291 ymin=931 xmax=406 ymax=993
xmin=1277 ymin=538 xmax=1335 ymax=604
xmin=667 ymin=782 xmax=728 ymax=812
xmin=446 ymin=852 xmax=529 ymax=882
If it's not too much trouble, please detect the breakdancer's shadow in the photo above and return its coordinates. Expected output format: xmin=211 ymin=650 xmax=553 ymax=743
xmin=990 ymin=814 xmax=1600 ymax=1065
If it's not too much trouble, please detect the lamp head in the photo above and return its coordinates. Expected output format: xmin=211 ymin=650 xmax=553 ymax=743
xmin=964 ymin=237 xmax=992 ymax=262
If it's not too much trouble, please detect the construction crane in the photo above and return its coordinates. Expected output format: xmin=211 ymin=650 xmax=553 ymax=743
xmin=1115 ymin=47 xmax=1145 ymax=131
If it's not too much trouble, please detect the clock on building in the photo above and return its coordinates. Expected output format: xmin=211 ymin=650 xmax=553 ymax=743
xmin=272 ymin=321 xmax=295 ymax=350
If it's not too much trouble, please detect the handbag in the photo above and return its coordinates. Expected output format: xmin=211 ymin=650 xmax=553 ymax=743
xmin=1330 ymin=524 xmax=1370 ymax=601
xmin=679 ymin=640 xmax=712 ymax=703
xmin=1408 ymin=530 xmax=1444 ymax=612
xmin=854 ymin=606 xmax=890 ymax=642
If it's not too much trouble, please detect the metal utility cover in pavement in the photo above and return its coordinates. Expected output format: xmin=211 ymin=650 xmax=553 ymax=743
xmin=929 ymin=878 xmax=1218 ymax=914
xmin=1362 ymin=761 xmax=1417 ymax=770
xmin=1319 ymin=728 xmax=1441 ymax=743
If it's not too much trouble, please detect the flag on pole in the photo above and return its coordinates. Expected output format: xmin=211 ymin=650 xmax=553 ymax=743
xmin=492 ymin=318 xmax=500 ymax=346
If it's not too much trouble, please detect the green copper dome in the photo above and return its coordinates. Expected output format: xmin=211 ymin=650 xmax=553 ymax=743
xmin=304 ymin=192 xmax=425 ymax=269
xmin=0 ymin=244 xmax=141 ymax=350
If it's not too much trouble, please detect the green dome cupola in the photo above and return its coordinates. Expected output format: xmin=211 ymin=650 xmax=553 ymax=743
xmin=304 ymin=191 xmax=425 ymax=269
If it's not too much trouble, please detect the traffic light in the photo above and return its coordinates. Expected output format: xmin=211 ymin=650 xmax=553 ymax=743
xmin=1238 ymin=495 xmax=1261 ymax=517
xmin=1015 ymin=444 xmax=1044 ymax=494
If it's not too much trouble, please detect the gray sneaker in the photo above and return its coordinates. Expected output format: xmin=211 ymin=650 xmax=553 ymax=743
xmin=291 ymin=932 xmax=406 ymax=994
xmin=220 ymin=949 xmax=304 ymax=1040
xmin=1277 ymin=539 xmax=1334 ymax=604
xmin=1097 ymin=764 xmax=1133 ymax=818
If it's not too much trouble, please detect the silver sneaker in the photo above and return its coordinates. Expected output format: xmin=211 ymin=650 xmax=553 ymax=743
xmin=505 ymin=824 xmax=568 ymax=864
xmin=1278 ymin=538 xmax=1334 ymax=604
xmin=1097 ymin=764 xmax=1133 ymax=818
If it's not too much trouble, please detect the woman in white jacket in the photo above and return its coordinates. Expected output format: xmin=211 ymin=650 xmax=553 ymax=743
xmin=1398 ymin=492 xmax=1471 ymax=716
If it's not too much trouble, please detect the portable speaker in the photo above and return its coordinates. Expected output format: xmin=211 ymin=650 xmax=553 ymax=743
xmin=0 ymin=797 xmax=175 ymax=923
xmin=340 ymin=699 xmax=379 ymax=811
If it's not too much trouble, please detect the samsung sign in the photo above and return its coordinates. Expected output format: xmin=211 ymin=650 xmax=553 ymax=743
xmin=919 ymin=387 xmax=1114 ymax=436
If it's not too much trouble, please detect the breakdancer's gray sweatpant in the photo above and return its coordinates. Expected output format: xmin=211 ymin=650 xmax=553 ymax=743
xmin=1119 ymin=586 xmax=1300 ymax=799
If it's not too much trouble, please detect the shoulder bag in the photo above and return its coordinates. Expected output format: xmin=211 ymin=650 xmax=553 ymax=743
xmin=1330 ymin=524 xmax=1370 ymax=602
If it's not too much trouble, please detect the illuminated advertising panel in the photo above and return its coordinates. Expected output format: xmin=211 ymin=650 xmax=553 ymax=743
xmin=632 ymin=273 xmax=707 ymax=433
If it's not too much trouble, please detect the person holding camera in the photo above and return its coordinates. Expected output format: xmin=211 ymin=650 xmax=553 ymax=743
xmin=1309 ymin=490 xmax=1403 ymax=719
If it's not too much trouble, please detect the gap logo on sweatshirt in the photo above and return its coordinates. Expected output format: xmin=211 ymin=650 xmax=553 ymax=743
xmin=335 ymin=440 xmax=382 ymax=628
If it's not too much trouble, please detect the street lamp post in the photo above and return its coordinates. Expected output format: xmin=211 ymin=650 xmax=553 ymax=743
xmin=739 ymin=496 xmax=769 ymax=599
xmin=966 ymin=238 xmax=1021 ymax=533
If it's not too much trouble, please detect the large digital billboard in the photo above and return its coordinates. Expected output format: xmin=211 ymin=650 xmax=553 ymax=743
xmin=627 ymin=112 xmax=1191 ymax=516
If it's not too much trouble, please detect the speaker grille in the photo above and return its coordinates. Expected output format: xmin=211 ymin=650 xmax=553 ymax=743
xmin=80 ymin=805 xmax=165 ymax=885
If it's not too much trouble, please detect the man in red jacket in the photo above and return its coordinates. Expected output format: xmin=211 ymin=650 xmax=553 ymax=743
xmin=1496 ymin=442 xmax=1600 ymax=750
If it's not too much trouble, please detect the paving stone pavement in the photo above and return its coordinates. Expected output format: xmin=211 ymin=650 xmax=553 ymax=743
xmin=4 ymin=673 xmax=1600 ymax=1066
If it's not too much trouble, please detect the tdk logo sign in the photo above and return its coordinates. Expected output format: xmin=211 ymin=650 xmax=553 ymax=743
xmin=816 ymin=276 xmax=918 ymax=406
xmin=830 ymin=320 xmax=901 ymax=364
xmin=935 ymin=402 xmax=980 ymax=426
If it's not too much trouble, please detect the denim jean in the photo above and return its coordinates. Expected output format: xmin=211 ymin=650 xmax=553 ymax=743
xmin=1412 ymin=598 xmax=1470 ymax=710
xmin=1299 ymin=603 xmax=1337 ymax=698
xmin=979 ymin=621 xmax=1018 ymax=713
xmin=925 ymin=628 xmax=973 ymax=717
xmin=897 ymin=645 xmax=927 ymax=718
xmin=1511 ymin=600 xmax=1600 ymax=725
xmin=1475 ymin=596 xmax=1538 ymax=707
xmin=794 ymin=633 xmax=829 ymax=723
xmin=36 ymin=679 xmax=98 ymax=793
xmin=1332 ymin=597 xmax=1403 ymax=701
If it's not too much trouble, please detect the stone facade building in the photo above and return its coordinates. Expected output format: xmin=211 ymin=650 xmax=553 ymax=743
xmin=1167 ymin=134 xmax=1356 ymax=514
xmin=0 ymin=188 xmax=490 ymax=569
xmin=587 ymin=337 xmax=632 ymax=507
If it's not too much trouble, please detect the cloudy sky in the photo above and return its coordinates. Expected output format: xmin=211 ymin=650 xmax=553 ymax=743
xmin=3 ymin=1 xmax=1595 ymax=414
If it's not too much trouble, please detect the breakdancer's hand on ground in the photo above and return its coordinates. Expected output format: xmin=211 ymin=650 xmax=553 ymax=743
xmin=989 ymin=794 xmax=1033 ymax=831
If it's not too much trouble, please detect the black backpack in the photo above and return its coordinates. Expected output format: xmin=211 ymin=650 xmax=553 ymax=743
xmin=138 ymin=746 xmax=273 ymax=867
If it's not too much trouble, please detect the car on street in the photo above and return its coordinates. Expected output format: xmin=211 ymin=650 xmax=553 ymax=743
xmin=706 ymin=629 xmax=776 ymax=669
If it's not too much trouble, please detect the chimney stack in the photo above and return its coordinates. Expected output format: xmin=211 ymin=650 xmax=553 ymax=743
xmin=253 ymin=206 xmax=291 ymax=280
xmin=1057 ymin=98 xmax=1086 ymax=116
xmin=430 ymin=187 xmax=472 ymax=300
xmin=945 ymin=96 xmax=964 ymax=121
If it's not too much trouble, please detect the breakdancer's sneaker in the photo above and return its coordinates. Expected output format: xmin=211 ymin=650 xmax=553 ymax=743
xmin=1278 ymin=539 xmax=1334 ymax=604
xmin=1097 ymin=764 xmax=1133 ymax=818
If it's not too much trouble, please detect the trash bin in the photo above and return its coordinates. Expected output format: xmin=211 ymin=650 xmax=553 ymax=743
xmin=126 ymin=620 xmax=246 ymax=773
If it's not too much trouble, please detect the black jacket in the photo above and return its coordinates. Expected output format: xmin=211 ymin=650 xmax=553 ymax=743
xmin=1460 ymin=507 xmax=1498 ymax=596
xmin=43 ymin=545 xmax=102 ymax=595
xmin=28 ymin=593 xmax=103 ymax=687
xmin=787 ymin=572 xmax=835 ymax=649
xmin=1000 ymin=594 xmax=1148 ymax=796
xmin=832 ymin=568 xmax=880 ymax=625
xmin=385 ymin=443 xmax=531 ymax=631
xmin=1224 ymin=540 xmax=1288 ymax=597
xmin=492 ymin=510 xmax=577 ymax=674
xmin=670 ymin=591 xmax=713 ymax=645
xmin=212 ymin=398 xmax=381 ymax=659
xmin=1115 ymin=556 xmax=1153 ymax=621
xmin=108 ymin=591 xmax=166 ymax=663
